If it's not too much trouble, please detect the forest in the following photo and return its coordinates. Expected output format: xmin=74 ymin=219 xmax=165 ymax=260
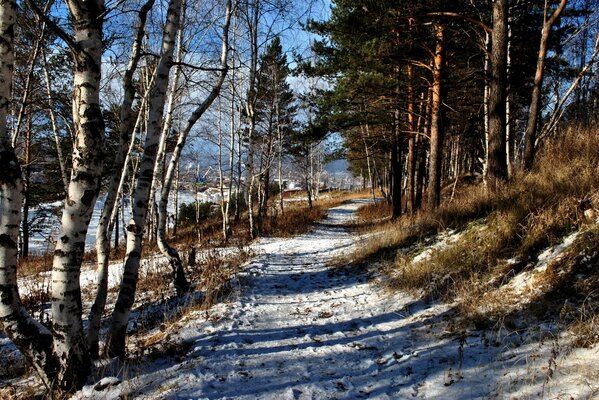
xmin=1 ymin=0 xmax=599 ymax=398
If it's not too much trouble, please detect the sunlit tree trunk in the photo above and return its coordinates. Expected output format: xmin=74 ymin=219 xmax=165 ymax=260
xmin=155 ymin=0 xmax=232 ymax=295
xmin=87 ymin=0 xmax=154 ymax=358
xmin=245 ymin=0 xmax=259 ymax=239
xmin=406 ymin=62 xmax=416 ymax=213
xmin=427 ymin=23 xmax=445 ymax=209
xmin=486 ymin=0 xmax=508 ymax=191
xmin=0 ymin=0 xmax=55 ymax=386
xmin=106 ymin=0 xmax=182 ymax=358
xmin=48 ymin=0 xmax=107 ymax=388
xmin=523 ymin=0 xmax=568 ymax=170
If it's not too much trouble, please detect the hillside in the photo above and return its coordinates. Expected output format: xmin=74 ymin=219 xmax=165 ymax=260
xmin=2 ymin=198 xmax=593 ymax=398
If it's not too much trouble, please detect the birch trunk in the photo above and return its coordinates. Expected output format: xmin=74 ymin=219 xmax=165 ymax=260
xmin=87 ymin=0 xmax=154 ymax=358
xmin=245 ymin=0 xmax=259 ymax=239
xmin=10 ymin=20 xmax=45 ymax=148
xmin=106 ymin=0 xmax=182 ymax=358
xmin=223 ymin=42 xmax=237 ymax=239
xmin=0 ymin=0 xmax=55 ymax=385
xmin=48 ymin=0 xmax=106 ymax=388
xmin=147 ymin=0 xmax=186 ymax=240
xmin=156 ymin=0 xmax=232 ymax=294
xmin=42 ymin=51 xmax=69 ymax=193
xmin=523 ymin=0 xmax=568 ymax=170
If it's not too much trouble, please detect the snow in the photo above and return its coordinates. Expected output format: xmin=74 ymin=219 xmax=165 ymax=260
xmin=67 ymin=200 xmax=599 ymax=399
xmin=27 ymin=191 xmax=198 ymax=255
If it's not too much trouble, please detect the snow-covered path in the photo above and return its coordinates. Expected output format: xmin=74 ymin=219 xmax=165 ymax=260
xmin=75 ymin=199 xmax=599 ymax=399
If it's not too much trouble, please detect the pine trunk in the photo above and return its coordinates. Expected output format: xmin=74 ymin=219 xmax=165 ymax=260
xmin=486 ymin=0 xmax=508 ymax=191
xmin=427 ymin=23 xmax=445 ymax=210
xmin=523 ymin=0 xmax=568 ymax=170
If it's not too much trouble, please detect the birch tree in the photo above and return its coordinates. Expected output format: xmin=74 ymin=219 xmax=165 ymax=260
xmin=156 ymin=0 xmax=233 ymax=295
xmin=1 ymin=0 xmax=107 ymax=390
xmin=106 ymin=0 xmax=183 ymax=358
xmin=87 ymin=0 xmax=155 ymax=358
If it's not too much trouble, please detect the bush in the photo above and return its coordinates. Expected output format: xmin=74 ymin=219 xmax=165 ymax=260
xmin=177 ymin=202 xmax=214 ymax=227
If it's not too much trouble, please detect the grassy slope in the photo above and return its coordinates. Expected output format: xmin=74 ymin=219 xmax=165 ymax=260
xmin=348 ymin=126 xmax=599 ymax=345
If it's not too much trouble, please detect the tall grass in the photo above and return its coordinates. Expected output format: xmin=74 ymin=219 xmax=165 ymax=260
xmin=350 ymin=126 xmax=599 ymax=337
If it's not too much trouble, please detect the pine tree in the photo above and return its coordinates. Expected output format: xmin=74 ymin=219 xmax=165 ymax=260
xmin=253 ymin=36 xmax=296 ymax=224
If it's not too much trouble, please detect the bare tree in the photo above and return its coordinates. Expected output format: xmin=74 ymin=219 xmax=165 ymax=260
xmin=106 ymin=0 xmax=183 ymax=358
xmin=522 ymin=0 xmax=568 ymax=170
xmin=87 ymin=0 xmax=155 ymax=358
xmin=156 ymin=0 xmax=233 ymax=295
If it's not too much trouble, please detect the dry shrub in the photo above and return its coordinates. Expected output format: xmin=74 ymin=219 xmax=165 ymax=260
xmin=196 ymin=249 xmax=252 ymax=308
xmin=263 ymin=203 xmax=327 ymax=237
xmin=391 ymin=212 xmax=518 ymax=299
xmin=363 ymin=126 xmax=599 ymax=296
xmin=17 ymin=254 xmax=53 ymax=277
xmin=0 ymin=387 xmax=17 ymax=400
xmin=354 ymin=200 xmax=392 ymax=227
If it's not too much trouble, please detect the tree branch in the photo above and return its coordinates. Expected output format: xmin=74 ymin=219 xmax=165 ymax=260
xmin=27 ymin=0 xmax=81 ymax=54
xmin=426 ymin=12 xmax=491 ymax=33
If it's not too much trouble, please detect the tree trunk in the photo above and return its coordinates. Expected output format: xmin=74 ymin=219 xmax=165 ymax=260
xmin=0 ymin=0 xmax=56 ymax=386
xmin=156 ymin=0 xmax=232 ymax=295
xmin=427 ymin=23 xmax=445 ymax=210
xmin=486 ymin=0 xmax=509 ymax=191
xmin=245 ymin=0 xmax=259 ymax=239
xmin=48 ymin=0 xmax=107 ymax=388
xmin=42 ymin=51 xmax=69 ymax=193
xmin=87 ymin=0 xmax=154 ymax=358
xmin=106 ymin=0 xmax=181 ymax=359
xmin=390 ymin=137 xmax=402 ymax=219
xmin=523 ymin=0 xmax=568 ymax=170
xmin=406 ymin=63 xmax=416 ymax=213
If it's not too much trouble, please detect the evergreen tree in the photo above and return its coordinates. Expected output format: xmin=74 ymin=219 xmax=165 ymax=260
xmin=253 ymin=36 xmax=297 ymax=223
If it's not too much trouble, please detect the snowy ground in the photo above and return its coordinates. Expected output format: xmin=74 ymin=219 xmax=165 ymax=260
xmin=66 ymin=199 xmax=599 ymax=400
xmin=27 ymin=191 xmax=198 ymax=255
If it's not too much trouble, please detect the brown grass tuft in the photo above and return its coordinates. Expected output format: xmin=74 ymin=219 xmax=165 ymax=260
xmin=346 ymin=126 xmax=599 ymax=343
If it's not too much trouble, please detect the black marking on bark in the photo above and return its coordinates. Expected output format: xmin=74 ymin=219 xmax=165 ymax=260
xmin=0 ymin=284 xmax=15 ymax=305
xmin=72 ymin=171 xmax=95 ymax=185
xmin=126 ymin=223 xmax=142 ymax=234
xmin=54 ymin=249 xmax=67 ymax=258
xmin=60 ymin=235 xmax=69 ymax=244
xmin=81 ymin=190 xmax=95 ymax=207
xmin=0 ymin=234 xmax=17 ymax=249
xmin=0 ymin=150 xmax=22 ymax=187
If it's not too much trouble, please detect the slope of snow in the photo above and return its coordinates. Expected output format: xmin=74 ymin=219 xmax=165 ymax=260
xmin=2 ymin=199 xmax=592 ymax=399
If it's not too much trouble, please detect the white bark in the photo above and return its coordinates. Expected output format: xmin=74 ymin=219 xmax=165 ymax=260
xmin=147 ymin=0 xmax=185 ymax=243
xmin=245 ymin=0 xmax=259 ymax=239
xmin=156 ymin=0 xmax=233 ymax=292
xmin=87 ymin=0 xmax=154 ymax=358
xmin=0 ymin=0 xmax=54 ymax=385
xmin=50 ymin=0 xmax=106 ymax=388
xmin=107 ymin=0 xmax=182 ymax=358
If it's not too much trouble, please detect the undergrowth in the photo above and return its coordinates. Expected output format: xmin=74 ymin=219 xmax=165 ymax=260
xmin=349 ymin=126 xmax=599 ymax=346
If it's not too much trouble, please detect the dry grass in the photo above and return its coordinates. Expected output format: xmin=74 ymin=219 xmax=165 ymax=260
xmin=347 ymin=126 xmax=599 ymax=345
